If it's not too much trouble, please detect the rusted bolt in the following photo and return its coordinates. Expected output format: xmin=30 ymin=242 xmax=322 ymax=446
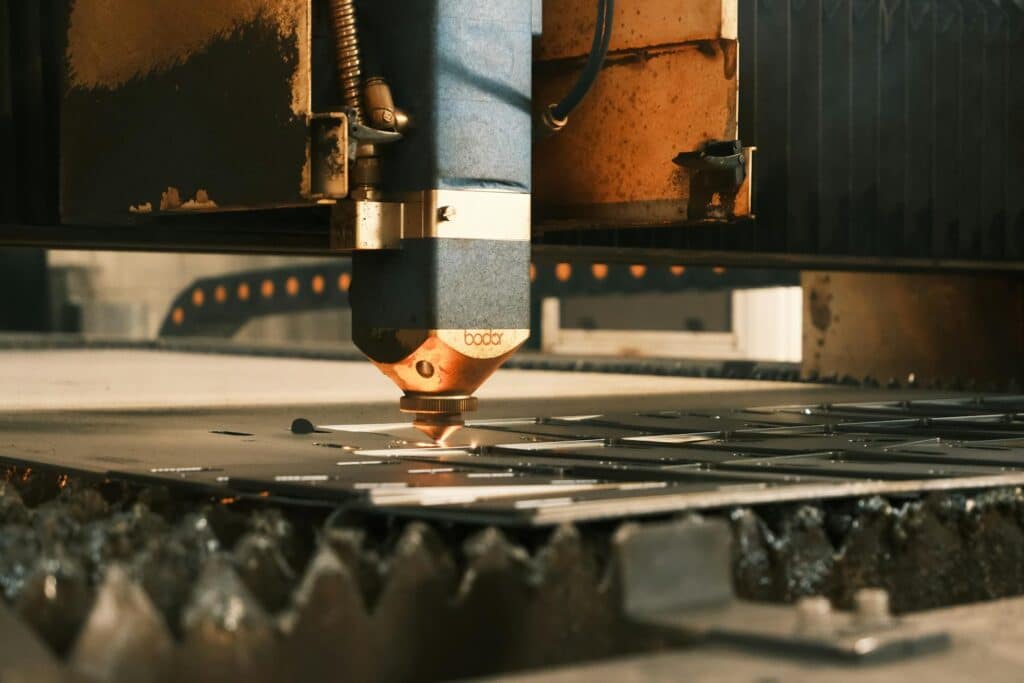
xmin=795 ymin=596 xmax=833 ymax=635
xmin=438 ymin=206 xmax=457 ymax=222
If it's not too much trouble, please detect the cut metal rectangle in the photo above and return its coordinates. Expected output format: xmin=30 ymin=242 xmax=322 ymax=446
xmin=553 ymin=413 xmax=778 ymax=435
xmin=622 ymin=433 xmax=723 ymax=446
xmin=493 ymin=443 xmax=749 ymax=466
xmin=719 ymin=454 xmax=1015 ymax=481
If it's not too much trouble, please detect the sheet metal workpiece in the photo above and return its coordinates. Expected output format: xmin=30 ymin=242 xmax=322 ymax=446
xmin=349 ymin=0 xmax=535 ymax=439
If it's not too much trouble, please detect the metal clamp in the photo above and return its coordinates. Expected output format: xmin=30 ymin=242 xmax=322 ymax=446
xmin=348 ymin=120 xmax=402 ymax=157
xmin=673 ymin=139 xmax=747 ymax=189
xmin=330 ymin=190 xmax=531 ymax=251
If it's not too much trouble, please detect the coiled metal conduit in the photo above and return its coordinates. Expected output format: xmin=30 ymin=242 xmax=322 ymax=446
xmin=329 ymin=0 xmax=364 ymax=122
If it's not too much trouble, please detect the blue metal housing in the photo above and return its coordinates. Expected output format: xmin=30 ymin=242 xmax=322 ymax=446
xmin=366 ymin=0 xmax=535 ymax=194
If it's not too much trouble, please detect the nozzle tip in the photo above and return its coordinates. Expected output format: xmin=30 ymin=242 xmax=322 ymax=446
xmin=411 ymin=414 xmax=465 ymax=445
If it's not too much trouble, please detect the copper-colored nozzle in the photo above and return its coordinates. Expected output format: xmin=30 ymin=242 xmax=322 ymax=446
xmin=354 ymin=327 xmax=528 ymax=443
xmin=411 ymin=414 xmax=466 ymax=445
xmin=400 ymin=395 xmax=478 ymax=415
xmin=357 ymin=328 xmax=528 ymax=440
xmin=401 ymin=395 xmax=476 ymax=444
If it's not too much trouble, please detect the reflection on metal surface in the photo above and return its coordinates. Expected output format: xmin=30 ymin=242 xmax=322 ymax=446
xmin=410 ymin=413 xmax=468 ymax=445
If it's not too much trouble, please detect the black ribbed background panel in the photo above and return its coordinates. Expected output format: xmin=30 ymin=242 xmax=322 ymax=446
xmin=3 ymin=0 xmax=62 ymax=225
xmin=740 ymin=0 xmax=1024 ymax=262
xmin=0 ymin=2 xmax=14 ymax=222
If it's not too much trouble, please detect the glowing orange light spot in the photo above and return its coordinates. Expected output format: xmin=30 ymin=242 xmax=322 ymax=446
xmin=338 ymin=273 xmax=351 ymax=292
xmin=555 ymin=263 xmax=572 ymax=282
xmin=172 ymin=307 xmax=185 ymax=325
xmin=311 ymin=274 xmax=325 ymax=294
xmin=670 ymin=265 xmax=686 ymax=277
xmin=529 ymin=263 xmax=536 ymax=282
xmin=261 ymin=280 xmax=275 ymax=298
xmin=286 ymin=276 xmax=300 ymax=296
xmin=191 ymin=289 xmax=205 ymax=307
xmin=237 ymin=282 xmax=251 ymax=301
xmin=591 ymin=263 xmax=608 ymax=280
xmin=630 ymin=265 xmax=647 ymax=279
xmin=214 ymin=285 xmax=227 ymax=303
xmin=713 ymin=266 xmax=726 ymax=275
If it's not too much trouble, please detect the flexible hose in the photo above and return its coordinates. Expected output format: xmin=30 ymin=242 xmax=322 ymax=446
xmin=550 ymin=0 xmax=614 ymax=122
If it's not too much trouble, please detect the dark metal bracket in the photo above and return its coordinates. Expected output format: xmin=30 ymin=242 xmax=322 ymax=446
xmin=614 ymin=517 xmax=951 ymax=663
xmin=673 ymin=139 xmax=747 ymax=190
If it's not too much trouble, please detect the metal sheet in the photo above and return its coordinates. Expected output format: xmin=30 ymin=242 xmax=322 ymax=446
xmin=8 ymin=387 xmax=1024 ymax=526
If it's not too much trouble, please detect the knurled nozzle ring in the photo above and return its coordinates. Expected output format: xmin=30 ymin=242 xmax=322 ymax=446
xmin=400 ymin=395 xmax=478 ymax=415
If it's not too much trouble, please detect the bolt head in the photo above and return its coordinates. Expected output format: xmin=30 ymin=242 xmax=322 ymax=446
xmin=438 ymin=205 xmax=457 ymax=222
xmin=795 ymin=596 xmax=833 ymax=636
xmin=853 ymin=588 xmax=892 ymax=629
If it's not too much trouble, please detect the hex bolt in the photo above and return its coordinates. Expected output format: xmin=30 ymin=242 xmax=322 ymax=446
xmin=438 ymin=206 xmax=457 ymax=222
xmin=854 ymin=588 xmax=893 ymax=629
xmin=795 ymin=595 xmax=834 ymax=636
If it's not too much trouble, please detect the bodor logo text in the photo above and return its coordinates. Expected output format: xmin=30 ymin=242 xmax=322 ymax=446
xmin=464 ymin=330 xmax=504 ymax=346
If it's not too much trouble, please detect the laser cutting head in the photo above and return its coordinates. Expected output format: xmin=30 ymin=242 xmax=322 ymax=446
xmin=331 ymin=2 xmax=534 ymax=440
xmin=347 ymin=194 xmax=532 ymax=442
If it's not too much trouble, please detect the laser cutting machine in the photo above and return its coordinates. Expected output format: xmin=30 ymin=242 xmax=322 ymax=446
xmin=2 ymin=1 xmax=1024 ymax=681
xmin=4 ymin=0 xmax=756 ymax=441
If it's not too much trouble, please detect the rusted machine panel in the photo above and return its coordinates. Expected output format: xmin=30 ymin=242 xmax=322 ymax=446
xmin=803 ymin=272 xmax=1024 ymax=388
xmin=61 ymin=0 xmax=312 ymax=225
xmin=533 ymin=0 xmax=746 ymax=227
xmin=536 ymin=0 xmax=737 ymax=59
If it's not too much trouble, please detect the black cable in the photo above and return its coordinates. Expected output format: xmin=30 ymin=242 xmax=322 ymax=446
xmin=549 ymin=0 xmax=614 ymax=123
